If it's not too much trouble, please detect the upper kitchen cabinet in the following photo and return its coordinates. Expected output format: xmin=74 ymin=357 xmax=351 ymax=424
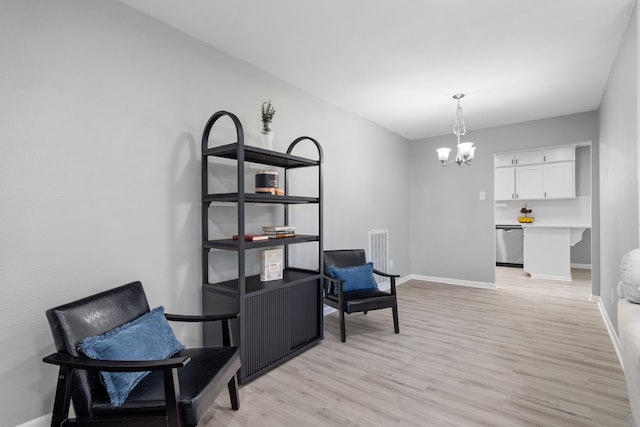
xmin=494 ymin=167 xmax=516 ymax=200
xmin=542 ymin=146 xmax=574 ymax=163
xmin=494 ymin=145 xmax=576 ymax=201
xmin=494 ymin=150 xmax=545 ymax=167
xmin=516 ymin=165 xmax=545 ymax=200
xmin=543 ymin=161 xmax=575 ymax=199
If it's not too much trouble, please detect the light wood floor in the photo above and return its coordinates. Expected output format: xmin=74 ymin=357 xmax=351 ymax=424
xmin=204 ymin=267 xmax=631 ymax=426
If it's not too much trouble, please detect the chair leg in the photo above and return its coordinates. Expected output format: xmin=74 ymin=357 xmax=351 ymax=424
xmin=51 ymin=367 xmax=72 ymax=427
xmin=228 ymin=371 xmax=240 ymax=410
xmin=339 ymin=308 xmax=346 ymax=342
xmin=392 ymin=305 xmax=400 ymax=334
xmin=163 ymin=368 xmax=183 ymax=427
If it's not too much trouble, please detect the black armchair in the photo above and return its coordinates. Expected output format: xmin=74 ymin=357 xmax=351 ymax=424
xmin=323 ymin=249 xmax=400 ymax=342
xmin=43 ymin=281 xmax=241 ymax=427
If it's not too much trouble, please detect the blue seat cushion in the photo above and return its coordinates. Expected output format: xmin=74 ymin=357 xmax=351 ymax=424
xmin=78 ymin=306 xmax=185 ymax=407
xmin=327 ymin=262 xmax=378 ymax=293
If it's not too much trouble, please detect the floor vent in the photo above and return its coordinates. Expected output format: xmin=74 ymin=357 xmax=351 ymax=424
xmin=368 ymin=229 xmax=390 ymax=286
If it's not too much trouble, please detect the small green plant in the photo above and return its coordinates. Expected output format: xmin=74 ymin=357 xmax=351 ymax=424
xmin=261 ymin=100 xmax=276 ymax=124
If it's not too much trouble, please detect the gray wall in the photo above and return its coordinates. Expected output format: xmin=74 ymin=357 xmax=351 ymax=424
xmin=4 ymin=0 xmax=636 ymax=424
xmin=598 ymin=2 xmax=638 ymax=331
xmin=570 ymin=229 xmax=592 ymax=265
xmin=571 ymin=146 xmax=592 ymax=265
xmin=409 ymin=112 xmax=599 ymax=285
xmin=0 ymin=1 xmax=410 ymax=425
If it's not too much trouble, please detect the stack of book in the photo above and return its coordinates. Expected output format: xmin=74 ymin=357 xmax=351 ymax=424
xmin=262 ymin=226 xmax=296 ymax=239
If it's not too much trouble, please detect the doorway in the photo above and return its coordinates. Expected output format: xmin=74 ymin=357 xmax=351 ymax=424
xmin=493 ymin=143 xmax=593 ymax=293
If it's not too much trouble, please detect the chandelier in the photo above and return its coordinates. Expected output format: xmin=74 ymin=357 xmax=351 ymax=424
xmin=436 ymin=94 xmax=476 ymax=166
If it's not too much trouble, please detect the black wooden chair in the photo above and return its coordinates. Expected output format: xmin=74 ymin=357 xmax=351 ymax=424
xmin=43 ymin=281 xmax=241 ymax=427
xmin=323 ymin=249 xmax=400 ymax=342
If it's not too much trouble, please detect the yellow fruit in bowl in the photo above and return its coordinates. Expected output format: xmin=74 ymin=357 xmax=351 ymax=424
xmin=518 ymin=216 xmax=534 ymax=223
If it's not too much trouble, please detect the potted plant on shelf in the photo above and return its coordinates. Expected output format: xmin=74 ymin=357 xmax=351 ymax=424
xmin=518 ymin=203 xmax=534 ymax=223
xmin=260 ymin=100 xmax=276 ymax=149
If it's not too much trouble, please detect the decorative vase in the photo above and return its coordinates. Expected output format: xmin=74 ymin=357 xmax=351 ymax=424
xmin=261 ymin=122 xmax=273 ymax=150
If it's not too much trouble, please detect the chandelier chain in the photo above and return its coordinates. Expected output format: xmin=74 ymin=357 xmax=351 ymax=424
xmin=453 ymin=99 xmax=466 ymax=137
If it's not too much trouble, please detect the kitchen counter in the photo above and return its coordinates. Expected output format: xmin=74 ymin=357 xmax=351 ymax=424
xmin=521 ymin=223 xmax=591 ymax=229
xmin=522 ymin=225 xmax=589 ymax=281
xmin=497 ymin=222 xmax=591 ymax=228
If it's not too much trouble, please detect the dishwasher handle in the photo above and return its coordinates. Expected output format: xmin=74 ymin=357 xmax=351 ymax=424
xmin=496 ymin=225 xmax=522 ymax=231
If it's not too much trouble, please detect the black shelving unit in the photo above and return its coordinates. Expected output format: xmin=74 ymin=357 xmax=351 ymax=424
xmin=200 ymin=111 xmax=323 ymax=383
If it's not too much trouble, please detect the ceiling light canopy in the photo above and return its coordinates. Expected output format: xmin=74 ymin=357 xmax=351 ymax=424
xmin=436 ymin=94 xmax=476 ymax=167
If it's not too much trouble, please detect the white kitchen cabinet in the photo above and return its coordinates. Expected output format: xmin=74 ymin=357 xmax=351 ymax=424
xmin=495 ymin=164 xmax=572 ymax=201
xmin=494 ymin=150 xmax=544 ymax=167
xmin=495 ymin=165 xmax=545 ymax=201
xmin=494 ymin=167 xmax=515 ymax=200
xmin=495 ymin=166 xmax=544 ymax=200
xmin=495 ymin=153 xmax=516 ymax=167
xmin=494 ymin=145 xmax=576 ymax=201
xmin=516 ymin=165 xmax=545 ymax=199
xmin=544 ymin=162 xmax=575 ymax=199
xmin=543 ymin=146 xmax=574 ymax=163
xmin=516 ymin=150 xmax=544 ymax=165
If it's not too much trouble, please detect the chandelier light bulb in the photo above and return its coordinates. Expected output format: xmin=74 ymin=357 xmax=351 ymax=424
xmin=436 ymin=147 xmax=452 ymax=161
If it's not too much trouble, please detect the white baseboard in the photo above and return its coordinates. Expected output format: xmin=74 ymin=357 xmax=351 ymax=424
xmin=597 ymin=298 xmax=623 ymax=370
xmin=408 ymin=274 xmax=497 ymax=290
xmin=323 ymin=305 xmax=337 ymax=316
xmin=396 ymin=275 xmax=412 ymax=286
xmin=529 ymin=273 xmax=572 ymax=282
xmin=571 ymin=263 xmax=592 ymax=270
xmin=16 ymin=414 xmax=49 ymax=427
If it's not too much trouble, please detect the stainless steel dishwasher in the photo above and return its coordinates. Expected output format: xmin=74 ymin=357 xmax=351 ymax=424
xmin=495 ymin=225 xmax=523 ymax=267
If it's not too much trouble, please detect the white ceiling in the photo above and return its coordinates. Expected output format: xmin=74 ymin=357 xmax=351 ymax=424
xmin=119 ymin=0 xmax=635 ymax=140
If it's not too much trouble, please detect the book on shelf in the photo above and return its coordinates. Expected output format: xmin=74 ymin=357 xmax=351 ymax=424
xmin=262 ymin=225 xmax=295 ymax=233
xmin=260 ymin=248 xmax=283 ymax=281
xmin=266 ymin=233 xmax=296 ymax=239
xmin=232 ymin=234 xmax=270 ymax=241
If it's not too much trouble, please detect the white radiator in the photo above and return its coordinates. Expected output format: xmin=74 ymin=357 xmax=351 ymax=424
xmin=368 ymin=229 xmax=390 ymax=286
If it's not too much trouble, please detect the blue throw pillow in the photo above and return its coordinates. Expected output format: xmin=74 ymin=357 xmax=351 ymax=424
xmin=78 ymin=306 xmax=185 ymax=407
xmin=327 ymin=262 xmax=378 ymax=293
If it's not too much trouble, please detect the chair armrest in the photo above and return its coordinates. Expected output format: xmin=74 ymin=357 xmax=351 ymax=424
xmin=164 ymin=312 xmax=239 ymax=323
xmin=44 ymin=352 xmax=190 ymax=426
xmin=372 ymin=269 xmax=400 ymax=278
xmin=42 ymin=352 xmax=190 ymax=372
xmin=322 ymin=274 xmax=345 ymax=292
xmin=322 ymin=274 xmax=345 ymax=284
xmin=372 ymin=269 xmax=398 ymax=295
xmin=322 ymin=275 xmax=345 ymax=300
xmin=165 ymin=312 xmax=240 ymax=347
